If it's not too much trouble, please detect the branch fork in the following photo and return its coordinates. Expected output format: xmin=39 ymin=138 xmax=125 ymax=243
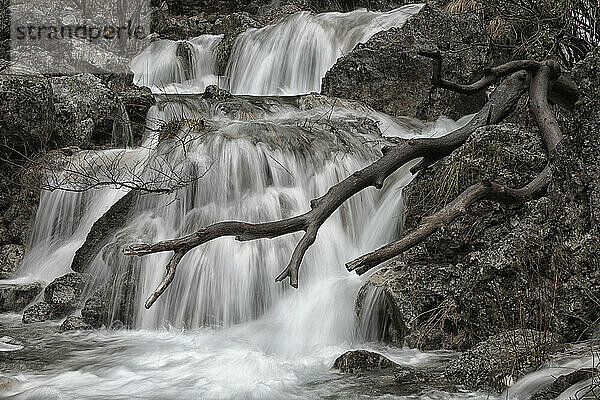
xmin=125 ymin=53 xmax=577 ymax=309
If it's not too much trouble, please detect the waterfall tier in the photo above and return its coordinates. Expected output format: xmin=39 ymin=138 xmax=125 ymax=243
xmin=130 ymin=5 xmax=422 ymax=95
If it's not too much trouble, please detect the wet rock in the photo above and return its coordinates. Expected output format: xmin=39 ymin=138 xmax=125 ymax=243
xmin=0 ymin=244 xmax=25 ymax=279
xmin=60 ymin=316 xmax=93 ymax=332
xmin=334 ymin=350 xmax=397 ymax=372
xmin=22 ymin=273 xmax=89 ymax=323
xmin=445 ymin=330 xmax=564 ymax=393
xmin=43 ymin=273 xmax=87 ymax=308
xmin=21 ymin=301 xmax=52 ymax=324
xmin=81 ymin=267 xmax=138 ymax=328
xmin=322 ymin=5 xmax=488 ymax=120
xmin=529 ymin=368 xmax=598 ymax=400
xmin=333 ymin=349 xmax=442 ymax=396
xmin=71 ymin=190 xmax=139 ymax=273
xmin=98 ymin=72 xmax=155 ymax=143
xmin=0 ymin=282 xmax=43 ymax=313
xmin=202 ymin=85 xmax=233 ymax=101
xmin=81 ymin=288 xmax=106 ymax=328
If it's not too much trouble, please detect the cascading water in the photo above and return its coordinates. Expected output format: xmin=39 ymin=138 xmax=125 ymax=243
xmin=130 ymin=4 xmax=422 ymax=95
xmin=2 ymin=4 xmax=516 ymax=399
xmin=130 ymin=35 xmax=223 ymax=93
xmin=226 ymin=5 xmax=422 ymax=95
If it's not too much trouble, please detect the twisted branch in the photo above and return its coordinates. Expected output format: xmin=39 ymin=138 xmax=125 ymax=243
xmin=346 ymin=61 xmax=563 ymax=275
xmin=125 ymin=54 xmax=576 ymax=309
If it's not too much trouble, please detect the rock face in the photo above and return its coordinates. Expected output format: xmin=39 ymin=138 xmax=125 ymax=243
xmin=445 ymin=330 xmax=563 ymax=392
xmin=0 ymin=245 xmax=25 ymax=279
xmin=51 ymin=74 xmax=121 ymax=147
xmin=0 ymin=282 xmax=43 ymax=312
xmin=355 ymin=49 xmax=600 ymax=390
xmin=322 ymin=5 xmax=488 ymax=120
xmin=0 ymin=75 xmax=55 ymax=160
xmin=334 ymin=350 xmax=397 ymax=373
xmin=358 ymin=123 xmax=548 ymax=350
xmin=22 ymin=273 xmax=88 ymax=323
xmin=0 ymin=71 xmax=154 ymax=248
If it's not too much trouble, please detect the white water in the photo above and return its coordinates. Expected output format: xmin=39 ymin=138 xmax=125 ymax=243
xmin=10 ymin=91 xmax=474 ymax=397
xmin=226 ymin=5 xmax=422 ymax=95
xmin=130 ymin=5 xmax=422 ymax=95
xmin=131 ymin=35 xmax=224 ymax=92
xmin=4 ymin=4 xmax=559 ymax=399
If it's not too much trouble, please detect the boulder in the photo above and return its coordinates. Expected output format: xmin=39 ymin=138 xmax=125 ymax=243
xmin=22 ymin=273 xmax=88 ymax=323
xmin=0 ymin=282 xmax=43 ymax=312
xmin=0 ymin=244 xmax=25 ymax=279
xmin=50 ymin=74 xmax=120 ymax=147
xmin=333 ymin=350 xmax=397 ymax=373
xmin=445 ymin=330 xmax=564 ymax=393
xmin=322 ymin=5 xmax=488 ymax=120
xmin=333 ymin=349 xmax=440 ymax=396
xmin=60 ymin=316 xmax=93 ymax=332
xmin=22 ymin=301 xmax=54 ymax=324
xmin=43 ymin=273 xmax=87 ymax=308
xmin=357 ymin=123 xmax=547 ymax=350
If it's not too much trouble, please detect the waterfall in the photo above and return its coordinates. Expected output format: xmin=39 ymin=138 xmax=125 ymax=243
xmin=227 ymin=5 xmax=422 ymax=95
xmin=21 ymin=89 xmax=467 ymax=341
xmin=130 ymin=35 xmax=223 ymax=93
xmin=6 ymin=5 xmax=493 ymax=398
xmin=130 ymin=4 xmax=422 ymax=95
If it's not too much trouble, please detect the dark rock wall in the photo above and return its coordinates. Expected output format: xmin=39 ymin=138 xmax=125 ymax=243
xmin=322 ymin=5 xmax=488 ymax=120
xmin=357 ymin=50 xmax=600 ymax=355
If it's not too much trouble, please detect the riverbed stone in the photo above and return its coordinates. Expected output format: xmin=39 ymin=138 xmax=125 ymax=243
xmin=334 ymin=350 xmax=397 ymax=373
xmin=0 ymin=282 xmax=43 ymax=313
xmin=60 ymin=316 xmax=93 ymax=332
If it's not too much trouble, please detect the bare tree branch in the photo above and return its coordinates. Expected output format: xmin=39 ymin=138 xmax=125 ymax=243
xmin=125 ymin=68 xmax=533 ymax=308
xmin=346 ymin=61 xmax=563 ymax=275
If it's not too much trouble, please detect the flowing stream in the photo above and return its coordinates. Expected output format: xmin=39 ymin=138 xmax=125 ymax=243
xmin=1 ymin=4 xmax=592 ymax=400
